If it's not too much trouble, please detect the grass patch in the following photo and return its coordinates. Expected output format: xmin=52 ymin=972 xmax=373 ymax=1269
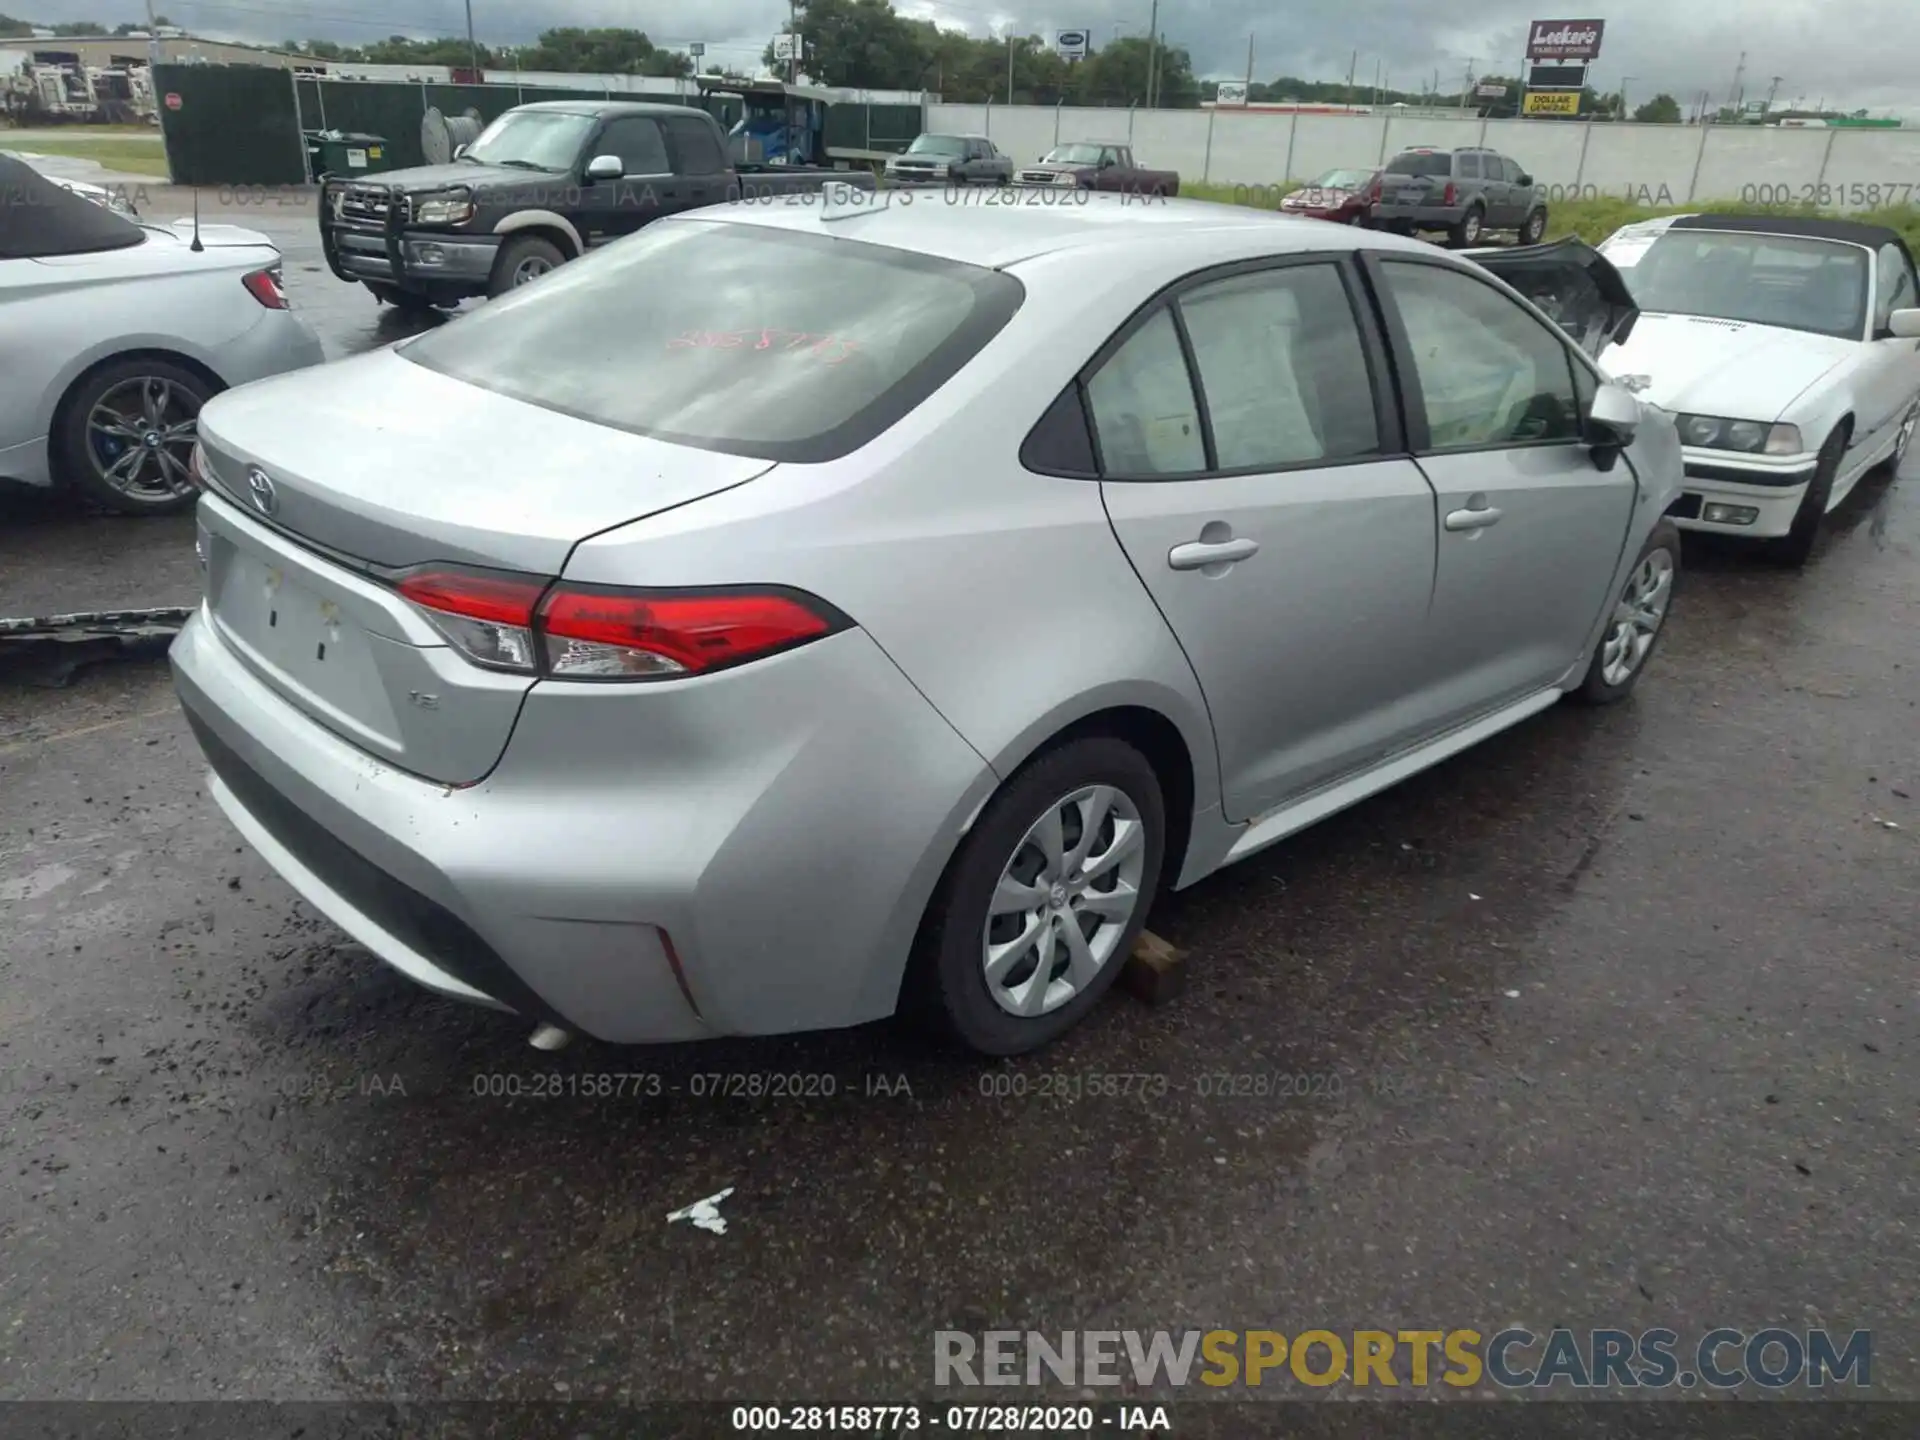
xmin=1185 ymin=179 xmax=1920 ymax=253
xmin=0 ymin=136 xmax=170 ymax=177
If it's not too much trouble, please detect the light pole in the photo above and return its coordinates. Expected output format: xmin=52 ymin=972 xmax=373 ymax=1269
xmin=463 ymin=0 xmax=478 ymax=73
xmin=1619 ymin=75 xmax=1635 ymax=120
xmin=1144 ymin=0 xmax=1159 ymax=108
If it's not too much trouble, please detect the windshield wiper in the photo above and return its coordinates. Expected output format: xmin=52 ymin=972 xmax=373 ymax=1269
xmin=487 ymin=158 xmax=556 ymax=171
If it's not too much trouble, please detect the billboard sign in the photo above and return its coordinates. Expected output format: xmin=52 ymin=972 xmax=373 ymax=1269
xmin=772 ymin=33 xmax=803 ymax=61
xmin=1054 ymin=28 xmax=1089 ymax=59
xmin=1476 ymin=81 xmax=1510 ymax=99
xmin=1528 ymin=62 xmax=1588 ymax=89
xmin=1214 ymin=80 xmax=1249 ymax=106
xmin=1525 ymin=18 xmax=1605 ymax=61
xmin=1523 ymin=89 xmax=1581 ymax=115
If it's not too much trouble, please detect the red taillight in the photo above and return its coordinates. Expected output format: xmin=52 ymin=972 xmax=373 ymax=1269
xmin=1368 ymin=176 xmax=1382 ymax=202
xmin=1442 ymin=181 xmax=1457 ymax=206
xmin=241 ymin=267 xmax=288 ymax=309
xmin=397 ymin=567 xmax=546 ymax=672
xmin=539 ymin=586 xmax=836 ymax=679
xmin=392 ymin=567 xmax=843 ymax=681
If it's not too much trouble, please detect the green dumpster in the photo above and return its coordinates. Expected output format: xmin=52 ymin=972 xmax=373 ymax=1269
xmin=308 ymin=130 xmax=395 ymax=180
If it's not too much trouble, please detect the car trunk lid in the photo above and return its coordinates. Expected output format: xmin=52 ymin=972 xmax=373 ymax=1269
xmin=192 ymin=348 xmax=774 ymax=784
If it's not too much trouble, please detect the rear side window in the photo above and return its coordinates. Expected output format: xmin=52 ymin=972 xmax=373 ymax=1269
xmin=1457 ymin=153 xmax=1482 ymax=179
xmin=1086 ymin=310 xmax=1205 ymax=475
xmin=664 ymin=115 xmax=726 ymax=175
xmin=1387 ymin=152 xmax=1452 ymax=177
xmin=400 ymin=220 xmax=1024 ymax=463
xmin=1177 ymin=265 xmax=1378 ymax=467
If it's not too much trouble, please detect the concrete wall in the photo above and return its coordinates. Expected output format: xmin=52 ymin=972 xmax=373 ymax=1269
xmin=931 ymin=102 xmax=1920 ymax=210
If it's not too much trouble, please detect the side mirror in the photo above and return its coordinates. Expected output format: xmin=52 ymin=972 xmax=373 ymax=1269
xmin=453 ymin=142 xmax=468 ymax=159
xmin=1517 ymin=172 xmax=1534 ymax=185
xmin=585 ymin=154 xmax=623 ymax=181
xmin=1886 ymin=307 xmax=1920 ymax=339
xmin=1586 ymin=381 xmax=1640 ymax=459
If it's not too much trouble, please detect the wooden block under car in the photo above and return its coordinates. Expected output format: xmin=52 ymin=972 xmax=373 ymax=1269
xmin=1120 ymin=930 xmax=1188 ymax=1005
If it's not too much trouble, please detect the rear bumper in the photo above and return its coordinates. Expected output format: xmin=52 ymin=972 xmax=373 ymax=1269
xmin=170 ymin=605 xmax=994 ymax=1044
xmin=1371 ymin=201 xmax=1466 ymax=226
xmin=224 ymin=309 xmax=327 ymax=384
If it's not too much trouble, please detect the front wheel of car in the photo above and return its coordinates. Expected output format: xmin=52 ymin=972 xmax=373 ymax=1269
xmin=909 ymin=737 xmax=1166 ymax=1056
xmin=487 ymin=234 xmax=566 ymax=298
xmin=1520 ymin=207 xmax=1548 ymax=245
xmin=1766 ymin=423 xmax=1848 ymax=568
xmin=1571 ymin=519 xmax=1680 ymax=704
xmin=54 ymin=357 xmax=215 ymax=516
xmin=1449 ymin=205 xmax=1485 ymax=247
xmin=1884 ymin=399 xmax=1917 ymax=474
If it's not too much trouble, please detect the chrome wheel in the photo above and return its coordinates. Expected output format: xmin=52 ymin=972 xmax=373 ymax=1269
xmin=86 ymin=375 xmax=200 ymax=501
xmin=1894 ymin=401 xmax=1918 ymax=469
xmin=511 ymin=254 xmax=553 ymax=285
xmin=1600 ymin=548 xmax=1674 ymax=687
xmin=1461 ymin=212 xmax=1481 ymax=244
xmin=981 ymin=785 xmax=1147 ymax=1019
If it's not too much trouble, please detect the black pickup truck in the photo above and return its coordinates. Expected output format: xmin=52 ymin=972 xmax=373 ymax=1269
xmin=319 ymin=100 xmax=876 ymax=308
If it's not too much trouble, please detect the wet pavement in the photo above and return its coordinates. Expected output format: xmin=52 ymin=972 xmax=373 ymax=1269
xmin=1 ymin=216 xmax=1916 ymax=1409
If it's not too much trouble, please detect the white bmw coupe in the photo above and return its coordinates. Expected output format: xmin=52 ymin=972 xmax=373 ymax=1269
xmin=1596 ymin=213 xmax=1920 ymax=565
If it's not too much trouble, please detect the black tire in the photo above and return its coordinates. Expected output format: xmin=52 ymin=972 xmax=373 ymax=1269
xmin=1520 ymin=207 xmax=1548 ymax=245
xmin=1765 ymin=423 xmax=1847 ymax=568
xmin=487 ymin=234 xmax=567 ymax=299
xmin=1448 ymin=204 xmax=1486 ymax=248
xmin=366 ymin=281 xmax=437 ymax=311
xmin=1571 ymin=518 xmax=1680 ymax=705
xmin=53 ymin=357 xmax=214 ymax=517
xmin=908 ymin=736 xmax=1166 ymax=1056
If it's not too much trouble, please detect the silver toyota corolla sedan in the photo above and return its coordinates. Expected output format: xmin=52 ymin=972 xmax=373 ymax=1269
xmin=171 ymin=190 xmax=1683 ymax=1055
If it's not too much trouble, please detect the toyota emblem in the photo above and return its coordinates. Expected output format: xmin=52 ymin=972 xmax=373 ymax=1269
xmin=245 ymin=466 xmax=278 ymax=516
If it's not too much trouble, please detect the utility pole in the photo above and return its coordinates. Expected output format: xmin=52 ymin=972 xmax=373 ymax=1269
xmin=1763 ymin=75 xmax=1781 ymax=113
xmin=1244 ymin=33 xmax=1254 ymax=92
xmin=1346 ymin=49 xmax=1356 ymax=106
xmin=144 ymin=0 xmax=160 ymax=72
xmin=1459 ymin=59 xmax=1473 ymax=111
xmin=1371 ymin=57 xmax=1380 ymax=107
xmin=1144 ymin=0 xmax=1159 ymax=108
xmin=1006 ymin=34 xmax=1013 ymax=105
xmin=463 ymin=0 xmax=479 ymax=74
xmin=1619 ymin=75 xmax=1634 ymax=120
xmin=1726 ymin=50 xmax=1746 ymax=109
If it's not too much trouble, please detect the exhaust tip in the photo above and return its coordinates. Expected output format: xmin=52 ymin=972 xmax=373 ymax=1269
xmin=528 ymin=1023 xmax=573 ymax=1052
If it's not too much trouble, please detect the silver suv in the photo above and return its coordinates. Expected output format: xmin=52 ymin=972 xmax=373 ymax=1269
xmin=1372 ymin=147 xmax=1548 ymax=248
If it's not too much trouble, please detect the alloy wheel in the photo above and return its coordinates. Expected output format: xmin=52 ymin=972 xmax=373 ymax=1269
xmin=86 ymin=376 xmax=201 ymax=502
xmin=1894 ymin=402 xmax=1918 ymax=469
xmin=1463 ymin=212 xmax=1481 ymax=243
xmin=512 ymin=255 xmax=553 ymax=285
xmin=1600 ymin=547 xmax=1674 ymax=687
xmin=980 ymin=784 xmax=1147 ymax=1018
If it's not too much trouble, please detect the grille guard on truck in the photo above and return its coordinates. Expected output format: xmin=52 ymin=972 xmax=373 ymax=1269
xmin=318 ymin=177 xmax=412 ymax=288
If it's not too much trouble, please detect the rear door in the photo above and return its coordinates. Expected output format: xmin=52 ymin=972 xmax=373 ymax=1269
xmin=1365 ymin=252 xmax=1636 ymax=721
xmin=1472 ymin=237 xmax=1641 ymax=359
xmin=663 ymin=112 xmax=731 ymax=212
xmin=1090 ymin=256 xmax=1443 ymax=821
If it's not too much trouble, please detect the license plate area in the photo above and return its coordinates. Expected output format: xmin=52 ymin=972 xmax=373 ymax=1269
xmin=209 ymin=535 xmax=406 ymax=751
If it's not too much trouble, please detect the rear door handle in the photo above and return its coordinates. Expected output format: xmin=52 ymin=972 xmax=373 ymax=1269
xmin=1168 ymin=537 xmax=1260 ymax=570
xmin=1444 ymin=505 xmax=1504 ymax=532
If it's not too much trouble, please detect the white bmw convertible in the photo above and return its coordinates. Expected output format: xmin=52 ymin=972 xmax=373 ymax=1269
xmin=1596 ymin=214 xmax=1920 ymax=565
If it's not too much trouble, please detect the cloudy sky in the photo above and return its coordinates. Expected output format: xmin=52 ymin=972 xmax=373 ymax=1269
xmin=23 ymin=0 xmax=1916 ymax=116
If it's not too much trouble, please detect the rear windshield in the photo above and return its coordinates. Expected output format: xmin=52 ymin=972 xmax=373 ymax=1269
xmin=1386 ymin=152 xmax=1452 ymax=177
xmin=399 ymin=219 xmax=1025 ymax=463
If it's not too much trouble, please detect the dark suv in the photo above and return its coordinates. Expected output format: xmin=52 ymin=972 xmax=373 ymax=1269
xmin=1371 ymin=147 xmax=1547 ymax=248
